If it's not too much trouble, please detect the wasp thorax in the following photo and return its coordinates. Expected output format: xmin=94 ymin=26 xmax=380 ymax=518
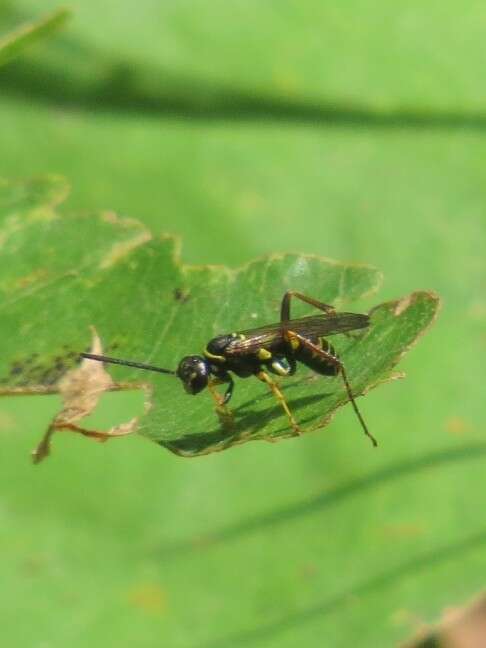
xmin=176 ymin=355 xmax=209 ymax=394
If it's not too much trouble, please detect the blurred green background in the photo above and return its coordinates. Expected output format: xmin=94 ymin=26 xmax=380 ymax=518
xmin=1 ymin=2 xmax=485 ymax=647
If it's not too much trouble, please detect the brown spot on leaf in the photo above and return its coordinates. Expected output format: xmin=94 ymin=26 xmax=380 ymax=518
xmin=127 ymin=583 xmax=167 ymax=615
xmin=3 ymin=350 xmax=77 ymax=389
xmin=445 ymin=417 xmax=471 ymax=436
xmin=20 ymin=554 xmax=47 ymax=577
xmin=380 ymin=522 xmax=425 ymax=540
xmin=173 ymin=287 xmax=190 ymax=303
xmin=299 ymin=563 xmax=318 ymax=580
xmin=13 ymin=268 xmax=48 ymax=291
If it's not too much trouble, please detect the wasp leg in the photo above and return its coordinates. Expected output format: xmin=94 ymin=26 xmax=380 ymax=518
xmin=208 ymin=378 xmax=235 ymax=427
xmin=280 ymin=290 xmax=336 ymax=323
xmin=256 ymin=370 xmax=301 ymax=436
xmin=207 ymin=380 xmax=225 ymax=406
xmin=223 ymin=375 xmax=234 ymax=404
xmin=286 ymin=330 xmax=377 ymax=447
xmin=208 ymin=373 xmax=234 ymax=404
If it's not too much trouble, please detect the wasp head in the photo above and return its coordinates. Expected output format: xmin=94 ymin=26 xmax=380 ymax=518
xmin=176 ymin=355 xmax=210 ymax=395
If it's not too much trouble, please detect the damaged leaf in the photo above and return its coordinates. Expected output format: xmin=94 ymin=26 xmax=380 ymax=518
xmin=0 ymin=176 xmax=439 ymax=461
xmin=31 ymin=328 xmax=138 ymax=463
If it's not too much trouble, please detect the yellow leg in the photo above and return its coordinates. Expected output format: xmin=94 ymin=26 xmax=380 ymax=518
xmin=207 ymin=381 xmax=224 ymax=406
xmin=208 ymin=381 xmax=235 ymax=427
xmin=256 ymin=370 xmax=301 ymax=436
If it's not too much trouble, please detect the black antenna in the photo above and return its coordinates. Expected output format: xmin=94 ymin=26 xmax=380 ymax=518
xmin=80 ymin=353 xmax=176 ymax=375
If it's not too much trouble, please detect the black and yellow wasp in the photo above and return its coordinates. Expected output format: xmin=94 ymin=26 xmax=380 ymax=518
xmin=82 ymin=291 xmax=377 ymax=446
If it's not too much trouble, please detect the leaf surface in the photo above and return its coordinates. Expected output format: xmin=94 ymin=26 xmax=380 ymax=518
xmin=0 ymin=177 xmax=438 ymax=459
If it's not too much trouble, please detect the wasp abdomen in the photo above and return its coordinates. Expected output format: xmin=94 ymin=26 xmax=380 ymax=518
xmin=294 ymin=336 xmax=339 ymax=376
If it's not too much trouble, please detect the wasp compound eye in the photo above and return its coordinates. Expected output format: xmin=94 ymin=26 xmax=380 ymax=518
xmin=177 ymin=355 xmax=209 ymax=394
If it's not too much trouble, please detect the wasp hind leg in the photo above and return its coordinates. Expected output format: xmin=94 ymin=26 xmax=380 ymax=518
xmin=280 ymin=290 xmax=336 ymax=323
xmin=286 ymin=330 xmax=377 ymax=447
xmin=256 ymin=370 xmax=301 ymax=437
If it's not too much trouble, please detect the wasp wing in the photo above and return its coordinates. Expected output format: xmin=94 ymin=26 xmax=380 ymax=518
xmin=225 ymin=312 xmax=369 ymax=356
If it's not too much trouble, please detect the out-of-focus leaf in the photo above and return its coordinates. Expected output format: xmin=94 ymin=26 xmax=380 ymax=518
xmin=0 ymin=8 xmax=70 ymax=67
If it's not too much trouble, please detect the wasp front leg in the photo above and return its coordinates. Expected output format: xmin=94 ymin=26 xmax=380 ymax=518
xmin=208 ymin=373 xmax=235 ymax=427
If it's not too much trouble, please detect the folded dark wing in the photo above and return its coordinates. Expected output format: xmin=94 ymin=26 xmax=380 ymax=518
xmin=225 ymin=312 xmax=369 ymax=356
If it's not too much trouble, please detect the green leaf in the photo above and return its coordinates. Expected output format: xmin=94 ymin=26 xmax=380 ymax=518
xmin=1 ymin=5 xmax=484 ymax=648
xmin=0 ymin=176 xmax=438 ymax=461
xmin=0 ymin=8 xmax=70 ymax=67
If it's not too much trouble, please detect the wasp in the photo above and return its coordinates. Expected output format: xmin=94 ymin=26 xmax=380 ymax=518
xmin=82 ymin=291 xmax=377 ymax=446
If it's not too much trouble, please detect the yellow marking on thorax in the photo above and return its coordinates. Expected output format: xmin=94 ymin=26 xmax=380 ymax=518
xmin=204 ymin=348 xmax=226 ymax=362
xmin=290 ymin=337 xmax=300 ymax=351
xmin=258 ymin=348 xmax=272 ymax=361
